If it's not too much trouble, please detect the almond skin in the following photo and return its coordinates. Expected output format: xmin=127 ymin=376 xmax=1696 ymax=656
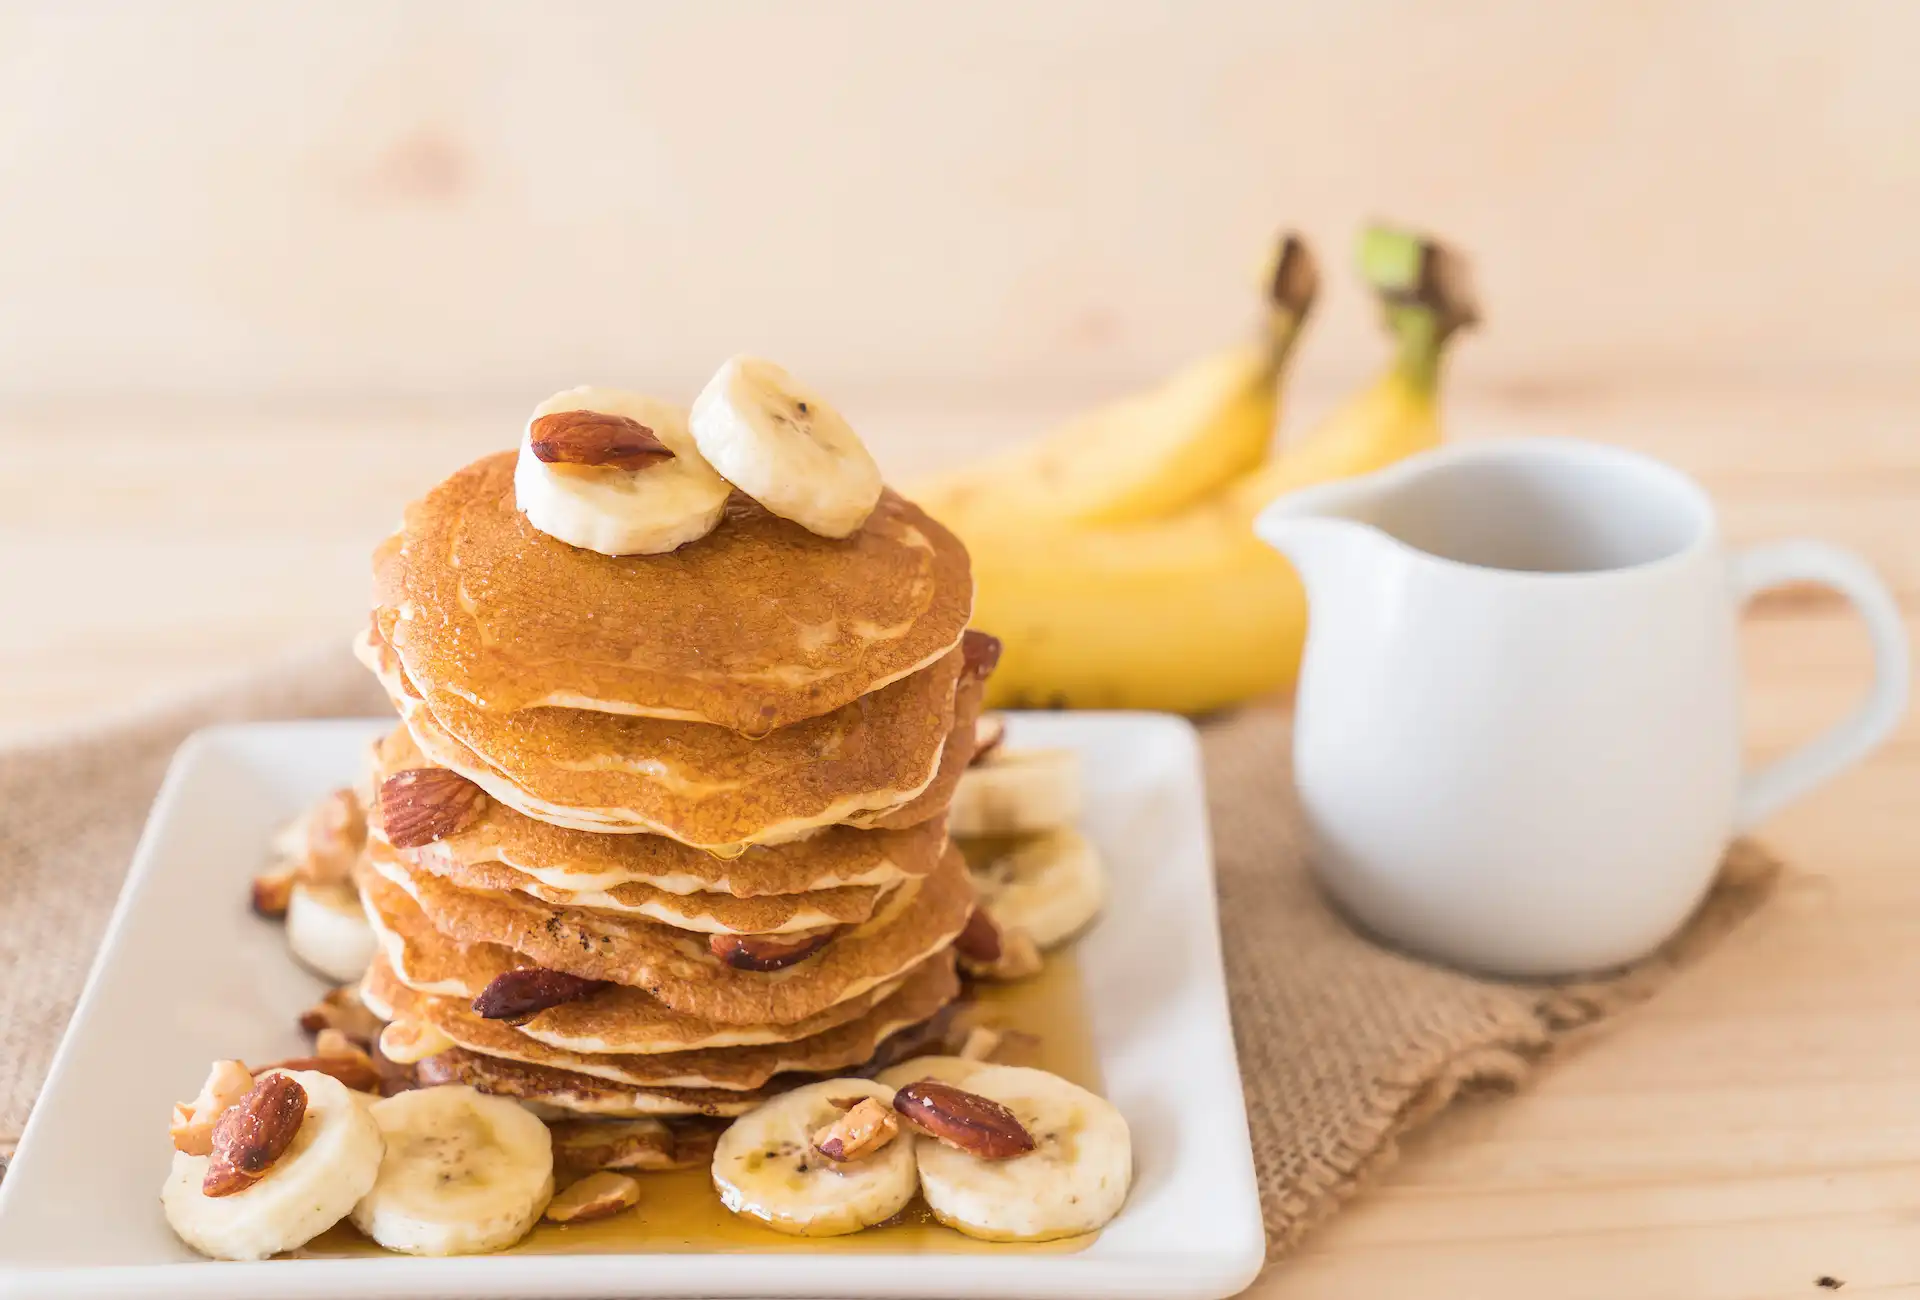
xmin=543 ymin=1170 xmax=641 ymax=1223
xmin=376 ymin=768 xmax=489 ymax=848
xmin=952 ymin=906 xmax=1003 ymax=963
xmin=960 ymin=629 xmax=1003 ymax=682
xmin=530 ymin=410 xmax=675 ymax=470
xmin=202 ymin=1073 xmax=308 ymax=1197
xmin=471 ymin=968 xmax=608 ymax=1021
xmin=891 ymin=1079 xmax=1035 ymax=1160
xmin=708 ymin=929 xmax=835 ymax=972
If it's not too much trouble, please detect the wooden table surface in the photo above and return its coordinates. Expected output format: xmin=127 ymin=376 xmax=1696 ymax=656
xmin=5 ymin=383 xmax=1918 ymax=1298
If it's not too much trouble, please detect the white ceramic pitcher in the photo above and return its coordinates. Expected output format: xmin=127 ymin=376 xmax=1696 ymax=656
xmin=1256 ymin=438 xmax=1909 ymax=977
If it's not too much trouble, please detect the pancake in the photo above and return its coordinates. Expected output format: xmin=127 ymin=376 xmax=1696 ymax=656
xmin=360 ymin=621 xmax=964 ymax=851
xmin=359 ymin=867 xmax=914 ymax=1054
xmin=359 ymin=839 xmax=976 ymax=1025
xmin=413 ymin=1048 xmax=778 ymax=1118
xmin=850 ymin=666 xmax=986 ymax=831
xmin=412 ymin=852 xmax=891 ymax=934
xmin=364 ymin=952 xmax=959 ymax=1089
xmin=369 ymin=725 xmax=948 ymax=898
xmin=380 ymin=453 xmax=973 ymax=732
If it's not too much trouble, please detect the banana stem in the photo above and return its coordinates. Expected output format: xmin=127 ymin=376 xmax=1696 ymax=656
xmin=1261 ymin=232 xmax=1320 ymax=371
xmin=1356 ymin=226 xmax=1478 ymax=391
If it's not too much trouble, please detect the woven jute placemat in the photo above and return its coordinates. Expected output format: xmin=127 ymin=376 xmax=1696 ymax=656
xmin=0 ymin=643 xmax=1779 ymax=1269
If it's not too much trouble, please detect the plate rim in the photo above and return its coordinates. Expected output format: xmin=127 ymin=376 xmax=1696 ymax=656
xmin=0 ymin=712 xmax=1265 ymax=1300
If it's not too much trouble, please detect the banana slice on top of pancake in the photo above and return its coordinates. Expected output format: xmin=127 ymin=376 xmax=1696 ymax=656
xmin=515 ymin=387 xmax=732 ymax=556
xmin=689 ymin=356 xmax=883 ymax=539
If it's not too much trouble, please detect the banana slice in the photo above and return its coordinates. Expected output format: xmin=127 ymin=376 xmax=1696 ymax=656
xmin=286 ymin=881 xmax=378 ymax=983
xmin=711 ymin=1078 xmax=915 ymax=1236
xmin=912 ymin=1065 xmax=1131 ymax=1243
xmin=688 ymin=356 xmax=882 ymax=539
xmin=161 ymin=1069 xmax=384 ymax=1261
xmin=873 ymin=1055 xmax=988 ymax=1093
xmin=350 ymin=1084 xmax=555 ymax=1255
xmin=949 ymin=747 xmax=1082 ymax=837
xmin=965 ymin=828 xmax=1106 ymax=950
xmin=515 ymin=388 xmax=731 ymax=556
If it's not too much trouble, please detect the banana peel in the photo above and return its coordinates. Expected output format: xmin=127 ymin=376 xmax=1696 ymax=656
xmin=970 ymin=226 xmax=1478 ymax=713
xmin=913 ymin=233 xmax=1318 ymax=533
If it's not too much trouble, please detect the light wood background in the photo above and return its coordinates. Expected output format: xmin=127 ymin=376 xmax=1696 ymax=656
xmin=1 ymin=0 xmax=1917 ymax=402
xmin=3 ymin=4 xmax=1920 ymax=1296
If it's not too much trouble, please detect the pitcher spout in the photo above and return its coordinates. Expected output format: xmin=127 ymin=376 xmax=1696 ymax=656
xmin=1253 ymin=477 xmax=1392 ymax=586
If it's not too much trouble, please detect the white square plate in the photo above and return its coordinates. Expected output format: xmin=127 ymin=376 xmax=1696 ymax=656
xmin=0 ymin=713 xmax=1263 ymax=1299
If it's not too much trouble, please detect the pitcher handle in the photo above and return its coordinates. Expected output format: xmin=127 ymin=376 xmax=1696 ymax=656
xmin=1730 ymin=540 xmax=1910 ymax=831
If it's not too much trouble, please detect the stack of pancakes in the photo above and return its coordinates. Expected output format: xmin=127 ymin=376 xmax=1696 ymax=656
xmin=350 ymin=453 xmax=985 ymax=1119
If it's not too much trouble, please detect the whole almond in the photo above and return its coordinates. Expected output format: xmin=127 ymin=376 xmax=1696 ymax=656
xmin=376 ymin=768 xmax=489 ymax=848
xmin=952 ymin=906 xmax=1003 ymax=963
xmin=891 ymin=1079 xmax=1035 ymax=1160
xmin=203 ymin=1073 xmax=308 ymax=1197
xmin=472 ymin=968 xmax=608 ymax=1021
xmin=256 ymin=1054 xmax=382 ymax=1094
xmin=708 ymin=929 xmax=835 ymax=972
xmin=530 ymin=410 xmax=675 ymax=470
xmin=960 ymin=629 xmax=1003 ymax=682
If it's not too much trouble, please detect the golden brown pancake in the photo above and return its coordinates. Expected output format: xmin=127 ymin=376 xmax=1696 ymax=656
xmin=369 ymin=725 xmax=948 ymax=898
xmin=358 ymin=867 xmax=915 ymax=1054
xmin=851 ymin=667 xmax=986 ymax=830
xmin=359 ymin=839 xmax=975 ymax=1025
xmin=412 ymin=1048 xmax=778 ymax=1118
xmin=360 ymin=621 xmax=964 ymax=850
xmin=414 ymin=853 xmax=890 ymax=935
xmin=364 ymin=953 xmax=959 ymax=1089
xmin=380 ymin=454 xmax=972 ymax=732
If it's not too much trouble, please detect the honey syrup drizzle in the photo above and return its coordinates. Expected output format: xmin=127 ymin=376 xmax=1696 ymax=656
xmin=299 ymin=949 xmax=1101 ymax=1257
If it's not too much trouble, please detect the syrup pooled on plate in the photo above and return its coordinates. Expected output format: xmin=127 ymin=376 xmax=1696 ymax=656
xmin=298 ymin=948 xmax=1101 ymax=1258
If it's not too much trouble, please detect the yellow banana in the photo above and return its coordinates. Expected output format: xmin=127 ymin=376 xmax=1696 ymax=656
xmin=913 ymin=233 xmax=1318 ymax=532
xmin=971 ymin=227 xmax=1478 ymax=713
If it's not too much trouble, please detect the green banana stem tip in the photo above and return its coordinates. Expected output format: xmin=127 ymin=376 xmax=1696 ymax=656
xmin=1357 ymin=224 xmax=1479 ymax=387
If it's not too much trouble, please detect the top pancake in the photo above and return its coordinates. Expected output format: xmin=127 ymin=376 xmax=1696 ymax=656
xmin=381 ymin=453 xmax=973 ymax=733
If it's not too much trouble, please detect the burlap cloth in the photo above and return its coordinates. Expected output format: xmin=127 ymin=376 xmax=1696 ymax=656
xmin=0 ymin=643 xmax=1779 ymax=1270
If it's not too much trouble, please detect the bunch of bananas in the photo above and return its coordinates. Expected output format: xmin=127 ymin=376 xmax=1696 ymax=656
xmin=913 ymin=225 xmax=1478 ymax=713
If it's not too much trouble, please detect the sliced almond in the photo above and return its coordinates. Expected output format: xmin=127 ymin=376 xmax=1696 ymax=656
xmin=956 ymin=1025 xmax=1004 ymax=1062
xmin=298 ymin=985 xmax=383 ymax=1043
xmin=169 ymin=1060 xmax=254 ymax=1156
xmin=257 ymin=1032 xmax=383 ymax=1094
xmin=375 ymin=768 xmax=489 ymax=849
xmin=543 ymin=1170 xmax=642 ymax=1224
xmin=471 ymin=967 xmax=608 ymax=1021
xmin=203 ymin=1073 xmax=307 ymax=1197
xmin=293 ymin=788 xmax=367 ymax=887
xmin=379 ymin=1018 xmax=455 ymax=1065
xmin=249 ymin=866 xmax=296 ymax=920
xmin=891 ymin=1079 xmax=1034 ymax=1161
xmin=812 ymin=1097 xmax=900 ymax=1164
xmin=969 ymin=714 xmax=1007 ymax=766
